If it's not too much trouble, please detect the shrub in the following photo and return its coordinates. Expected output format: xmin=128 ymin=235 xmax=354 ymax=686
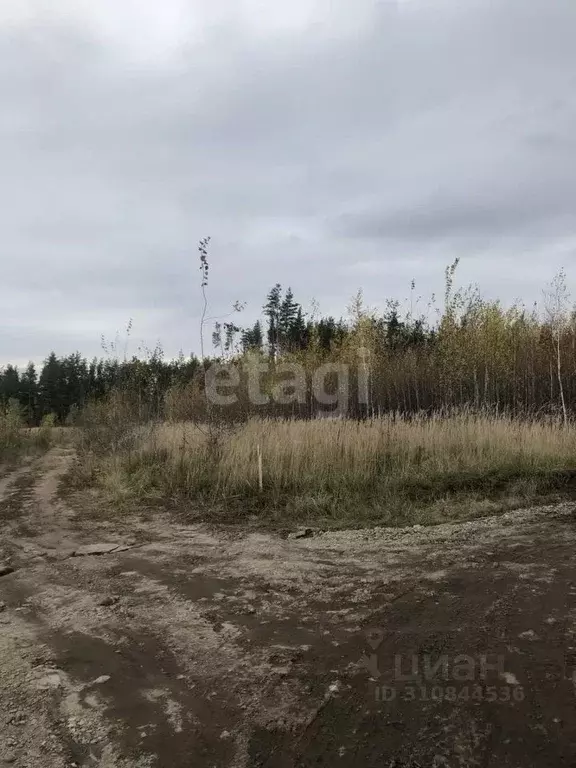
xmin=0 ymin=399 xmax=24 ymax=460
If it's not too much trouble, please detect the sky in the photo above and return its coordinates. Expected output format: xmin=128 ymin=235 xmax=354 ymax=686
xmin=2 ymin=0 xmax=576 ymax=367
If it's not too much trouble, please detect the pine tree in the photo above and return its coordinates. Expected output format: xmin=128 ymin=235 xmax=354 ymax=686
xmin=288 ymin=306 xmax=308 ymax=350
xmin=279 ymin=287 xmax=298 ymax=350
xmin=315 ymin=317 xmax=347 ymax=352
xmin=39 ymin=353 xmax=64 ymax=420
xmin=241 ymin=321 xmax=264 ymax=352
xmin=264 ymin=284 xmax=282 ymax=359
xmin=0 ymin=365 xmax=20 ymax=408
xmin=62 ymin=352 xmax=89 ymax=417
xmin=20 ymin=362 xmax=38 ymax=424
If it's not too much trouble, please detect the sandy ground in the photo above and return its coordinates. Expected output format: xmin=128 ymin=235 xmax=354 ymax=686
xmin=2 ymin=447 xmax=576 ymax=766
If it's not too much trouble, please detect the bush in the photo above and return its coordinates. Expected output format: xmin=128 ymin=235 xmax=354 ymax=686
xmin=35 ymin=413 xmax=57 ymax=449
xmin=0 ymin=399 xmax=24 ymax=460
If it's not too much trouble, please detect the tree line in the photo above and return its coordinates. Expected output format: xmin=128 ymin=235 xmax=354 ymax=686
xmin=0 ymin=351 xmax=201 ymax=425
xmin=0 ymin=285 xmax=427 ymax=424
xmin=3 ymin=260 xmax=576 ymax=423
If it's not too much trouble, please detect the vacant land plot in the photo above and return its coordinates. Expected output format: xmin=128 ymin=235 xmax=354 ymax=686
xmin=1 ymin=447 xmax=576 ymax=766
xmin=76 ymin=412 xmax=576 ymax=528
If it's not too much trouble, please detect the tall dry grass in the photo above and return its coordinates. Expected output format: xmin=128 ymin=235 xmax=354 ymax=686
xmin=78 ymin=411 xmax=576 ymax=527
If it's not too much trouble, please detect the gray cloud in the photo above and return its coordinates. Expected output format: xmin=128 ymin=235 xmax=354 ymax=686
xmin=333 ymin=179 xmax=576 ymax=243
xmin=2 ymin=0 xmax=576 ymax=366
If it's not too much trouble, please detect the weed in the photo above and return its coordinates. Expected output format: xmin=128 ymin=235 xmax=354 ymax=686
xmin=72 ymin=410 xmax=576 ymax=527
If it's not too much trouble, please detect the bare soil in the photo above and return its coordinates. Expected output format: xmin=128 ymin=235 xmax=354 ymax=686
xmin=2 ymin=447 xmax=576 ymax=766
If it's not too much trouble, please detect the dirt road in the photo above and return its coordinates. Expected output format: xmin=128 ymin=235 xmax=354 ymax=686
xmin=1 ymin=448 xmax=576 ymax=766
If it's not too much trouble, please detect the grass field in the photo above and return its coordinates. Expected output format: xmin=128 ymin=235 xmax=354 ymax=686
xmin=71 ymin=411 xmax=576 ymax=528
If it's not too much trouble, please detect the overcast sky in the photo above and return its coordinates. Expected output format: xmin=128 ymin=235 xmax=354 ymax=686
xmin=2 ymin=0 xmax=576 ymax=367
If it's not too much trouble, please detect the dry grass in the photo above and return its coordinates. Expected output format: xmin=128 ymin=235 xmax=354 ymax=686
xmin=0 ymin=408 xmax=61 ymax=468
xmin=152 ymin=414 xmax=575 ymax=483
xmin=74 ymin=412 xmax=576 ymax=528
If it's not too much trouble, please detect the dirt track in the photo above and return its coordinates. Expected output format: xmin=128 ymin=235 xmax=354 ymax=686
xmin=2 ymin=448 xmax=576 ymax=766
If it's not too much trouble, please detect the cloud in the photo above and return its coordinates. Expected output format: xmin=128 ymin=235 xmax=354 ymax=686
xmin=1 ymin=0 xmax=576 ymax=366
xmin=333 ymin=175 xmax=576 ymax=243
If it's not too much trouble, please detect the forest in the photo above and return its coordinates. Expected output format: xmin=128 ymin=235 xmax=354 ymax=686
xmin=1 ymin=260 xmax=575 ymax=424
